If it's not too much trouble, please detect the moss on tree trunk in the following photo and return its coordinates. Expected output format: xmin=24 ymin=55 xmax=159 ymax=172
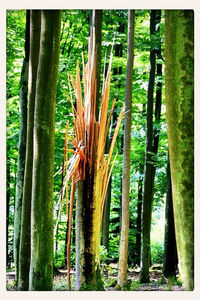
xmin=29 ymin=10 xmax=61 ymax=291
xmin=165 ymin=10 xmax=194 ymax=291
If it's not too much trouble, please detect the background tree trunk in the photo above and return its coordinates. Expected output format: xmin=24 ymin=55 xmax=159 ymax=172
xmin=104 ymin=17 xmax=124 ymax=252
xmin=135 ymin=173 xmax=143 ymax=266
xmin=140 ymin=10 xmax=156 ymax=283
xmin=14 ymin=10 xmax=30 ymax=284
xmin=140 ymin=10 xmax=162 ymax=283
xmin=102 ymin=112 xmax=116 ymax=253
xmin=29 ymin=10 xmax=61 ymax=291
xmin=6 ymin=145 xmax=11 ymax=268
xmin=135 ymin=104 xmax=146 ymax=267
xmin=75 ymin=181 xmax=85 ymax=290
xmin=118 ymin=10 xmax=135 ymax=288
xmin=18 ymin=10 xmax=41 ymax=291
xmin=163 ymin=156 xmax=178 ymax=278
xmin=165 ymin=10 xmax=194 ymax=290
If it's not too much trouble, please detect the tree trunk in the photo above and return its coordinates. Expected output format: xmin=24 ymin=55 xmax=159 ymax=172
xmin=135 ymin=176 xmax=143 ymax=266
xmin=91 ymin=9 xmax=102 ymax=119
xmin=6 ymin=145 xmax=11 ymax=268
xmin=163 ymin=156 xmax=178 ymax=277
xmin=118 ymin=10 xmax=135 ymax=288
xmin=75 ymin=181 xmax=85 ymax=290
xmin=75 ymin=11 xmax=102 ymax=290
xmin=140 ymin=10 xmax=162 ymax=283
xmin=29 ymin=10 xmax=61 ymax=291
xmin=165 ymin=10 xmax=194 ymax=291
xmin=80 ymin=131 xmax=104 ymax=291
xmin=14 ymin=10 xmax=30 ymax=283
xmin=18 ymin=10 xmax=40 ymax=291
xmin=135 ymin=104 xmax=146 ymax=267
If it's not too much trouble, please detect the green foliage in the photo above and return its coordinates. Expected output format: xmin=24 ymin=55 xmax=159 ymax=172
xmin=151 ymin=242 xmax=164 ymax=264
xmin=164 ymin=275 xmax=182 ymax=291
xmin=7 ymin=9 xmax=168 ymax=280
xmin=53 ymin=274 xmax=76 ymax=291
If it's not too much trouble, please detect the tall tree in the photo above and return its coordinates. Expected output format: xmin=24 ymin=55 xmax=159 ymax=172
xmin=13 ymin=10 xmax=30 ymax=284
xmin=140 ymin=10 xmax=162 ymax=283
xmin=163 ymin=156 xmax=178 ymax=278
xmin=29 ymin=10 xmax=61 ymax=291
xmin=18 ymin=10 xmax=41 ymax=291
xmin=118 ymin=10 xmax=135 ymax=288
xmin=165 ymin=10 xmax=194 ymax=290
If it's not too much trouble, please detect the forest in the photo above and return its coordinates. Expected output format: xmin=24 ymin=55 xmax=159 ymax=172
xmin=6 ymin=9 xmax=194 ymax=291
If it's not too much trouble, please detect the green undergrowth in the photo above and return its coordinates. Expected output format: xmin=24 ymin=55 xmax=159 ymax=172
xmin=53 ymin=274 xmax=75 ymax=291
xmin=6 ymin=267 xmax=182 ymax=291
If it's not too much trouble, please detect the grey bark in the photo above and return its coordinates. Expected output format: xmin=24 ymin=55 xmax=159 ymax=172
xmin=135 ymin=176 xmax=143 ymax=266
xmin=14 ymin=10 xmax=30 ymax=284
xmin=7 ymin=145 xmax=11 ymax=268
xmin=29 ymin=10 xmax=61 ymax=291
xmin=75 ymin=181 xmax=85 ymax=290
xmin=18 ymin=10 xmax=41 ymax=291
xmin=118 ymin=10 xmax=135 ymax=287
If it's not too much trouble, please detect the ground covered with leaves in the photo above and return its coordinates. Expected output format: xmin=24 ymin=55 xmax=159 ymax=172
xmin=6 ymin=264 xmax=182 ymax=291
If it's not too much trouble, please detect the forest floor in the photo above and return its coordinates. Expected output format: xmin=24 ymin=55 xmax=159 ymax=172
xmin=6 ymin=264 xmax=182 ymax=291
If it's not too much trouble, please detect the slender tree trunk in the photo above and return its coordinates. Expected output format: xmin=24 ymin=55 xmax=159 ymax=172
xmin=118 ymin=10 xmax=135 ymax=287
xmin=165 ymin=10 xmax=194 ymax=291
xmin=135 ymin=104 xmax=146 ymax=267
xmin=64 ymin=202 xmax=70 ymax=267
xmin=18 ymin=10 xmax=41 ymax=291
xmin=29 ymin=10 xmax=61 ymax=291
xmin=6 ymin=145 xmax=11 ymax=268
xmin=91 ymin=9 xmax=102 ymax=119
xmin=14 ymin=10 xmax=30 ymax=283
xmin=163 ymin=156 xmax=178 ymax=277
xmin=140 ymin=10 xmax=162 ymax=283
xmin=108 ymin=16 xmax=125 ymax=245
xmin=135 ymin=176 xmax=143 ymax=266
xmin=75 ymin=181 xmax=85 ymax=290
